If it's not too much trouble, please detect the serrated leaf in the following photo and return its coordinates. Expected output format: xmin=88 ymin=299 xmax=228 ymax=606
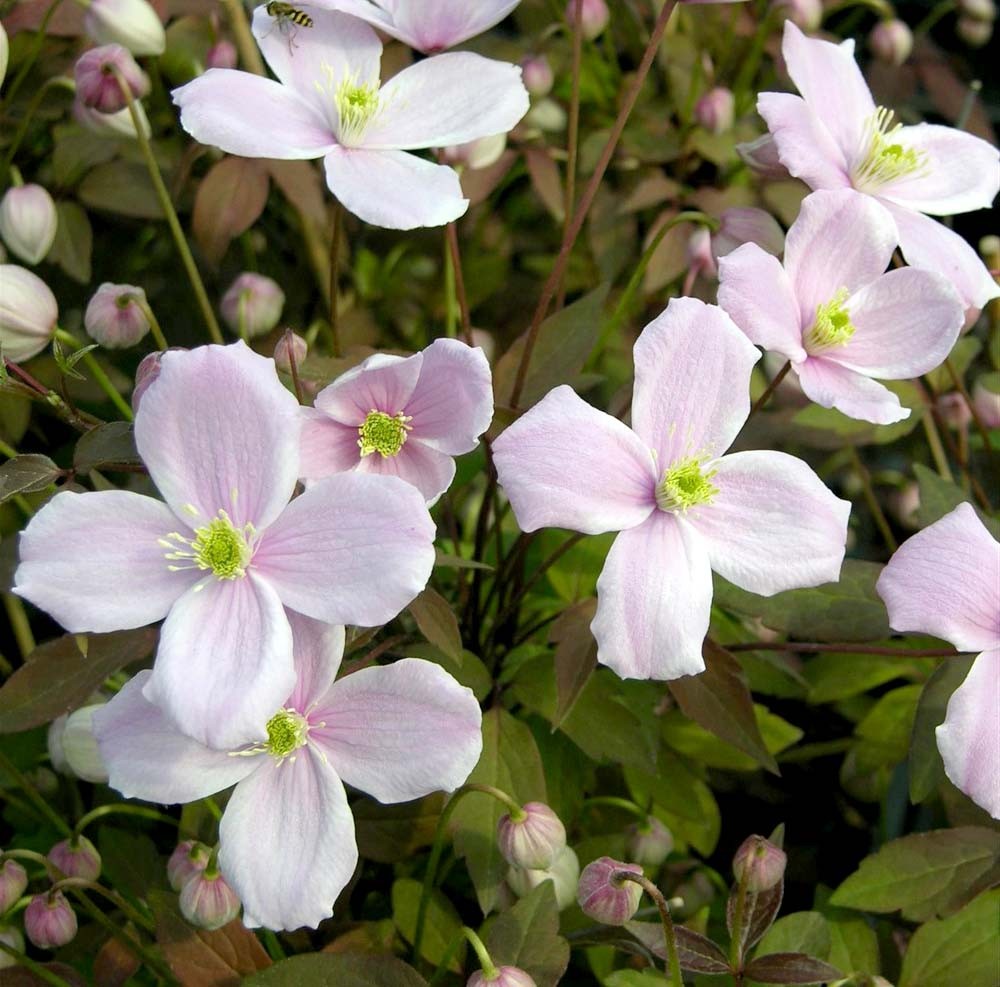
xmin=392 ymin=877 xmax=464 ymax=972
xmin=484 ymin=882 xmax=570 ymax=987
xmin=407 ymin=588 xmax=463 ymax=666
xmin=551 ymin=597 xmax=597 ymax=727
xmin=744 ymin=952 xmax=843 ymax=985
xmin=74 ymin=421 xmax=140 ymax=471
xmin=0 ymin=454 xmax=61 ymax=501
xmin=626 ymin=920 xmax=731 ymax=974
xmin=244 ymin=953 xmax=428 ymax=987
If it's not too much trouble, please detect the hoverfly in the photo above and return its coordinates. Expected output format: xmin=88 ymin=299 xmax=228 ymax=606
xmin=264 ymin=1 xmax=314 ymax=47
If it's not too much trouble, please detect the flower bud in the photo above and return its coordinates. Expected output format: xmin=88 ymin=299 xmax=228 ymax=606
xmin=520 ymin=55 xmax=554 ymax=97
xmin=957 ymin=14 xmax=993 ymax=44
xmin=507 ymin=845 xmax=580 ymax=910
xmin=179 ymin=870 xmax=240 ymax=930
xmin=167 ymin=840 xmax=211 ymax=892
xmin=525 ymin=98 xmax=567 ymax=133
xmin=713 ymin=207 xmax=785 ymax=262
xmin=205 ymin=39 xmax=238 ymax=70
xmin=25 ymin=892 xmax=78 ymax=949
xmin=75 ymin=44 xmax=149 ymax=115
xmin=0 ymin=23 xmax=8 ymax=93
xmin=273 ymin=331 xmax=307 ymax=374
xmin=567 ymin=0 xmax=610 ymax=40
xmin=732 ymin=835 xmax=787 ymax=892
xmin=625 ymin=816 xmax=675 ymax=867
xmin=770 ymin=0 xmax=823 ymax=31
xmin=48 ymin=836 xmax=102 ymax=882
xmin=61 ymin=705 xmax=109 ymax=784
xmin=869 ymin=20 xmax=913 ymax=65
xmin=73 ymin=95 xmax=151 ymax=139
xmin=972 ymin=376 xmax=1000 ymax=428
xmin=686 ymin=227 xmax=717 ymax=280
xmin=440 ymin=133 xmax=508 ymax=171
xmin=132 ymin=349 xmax=166 ymax=411
xmin=497 ymin=802 xmax=566 ymax=870
xmin=220 ymin=273 xmax=285 ymax=339
xmin=0 ymin=264 xmax=58 ymax=362
xmin=0 ymin=925 xmax=24 ymax=969
xmin=736 ymin=133 xmax=790 ymax=180
xmin=84 ymin=0 xmax=166 ymax=56
xmin=694 ymin=87 xmax=735 ymax=135
xmin=0 ymin=185 xmax=58 ymax=266
xmin=577 ymin=857 xmax=643 ymax=925
xmin=0 ymin=859 xmax=28 ymax=913
xmin=468 ymin=966 xmax=538 ymax=987
xmin=888 ymin=482 xmax=920 ymax=529
xmin=958 ymin=0 xmax=996 ymax=20
xmin=936 ymin=391 xmax=973 ymax=430
xmin=85 ymin=282 xmax=151 ymax=348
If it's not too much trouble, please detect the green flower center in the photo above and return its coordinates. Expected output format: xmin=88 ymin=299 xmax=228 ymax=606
xmin=804 ymin=288 xmax=857 ymax=353
xmin=358 ymin=410 xmax=412 ymax=458
xmin=334 ymin=76 xmax=381 ymax=146
xmin=656 ymin=457 xmax=719 ymax=513
xmin=161 ymin=510 xmax=254 ymax=580
xmin=265 ymin=709 xmax=309 ymax=758
xmin=852 ymin=107 xmax=928 ymax=191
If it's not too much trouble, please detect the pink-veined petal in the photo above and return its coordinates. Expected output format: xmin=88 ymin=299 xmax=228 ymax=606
xmin=687 ymin=451 xmax=850 ymax=596
xmin=492 ymin=385 xmax=656 ymax=536
xmin=172 ymin=70 xmax=335 ymax=159
xmin=390 ymin=0 xmax=521 ymax=50
xmin=795 ymin=356 xmax=908 ymax=425
xmin=314 ymin=352 xmax=421 ymax=425
xmin=219 ymin=750 xmax=357 ymax=930
xmin=254 ymin=472 xmax=435 ymax=627
xmin=591 ymin=512 xmax=712 ymax=681
xmin=135 ymin=342 xmax=300 ymax=530
xmin=311 ymin=658 xmax=482 ymax=803
xmin=632 ymin=297 xmax=760 ymax=465
xmin=287 ymin=611 xmax=345 ymax=713
xmin=299 ymin=408 xmax=363 ymax=482
xmin=14 ymin=491 xmax=197 ymax=632
xmin=143 ymin=574 xmax=295 ymax=750
xmin=93 ymin=672 xmax=259 ymax=804
xmin=323 ymin=147 xmax=467 ymax=229
xmin=356 ymin=438 xmax=456 ymax=506
xmin=876 ymin=502 xmax=999 ymax=652
xmin=717 ymin=243 xmax=806 ymax=361
xmin=936 ymin=650 xmax=1000 ymax=820
xmin=783 ymin=189 xmax=897 ymax=323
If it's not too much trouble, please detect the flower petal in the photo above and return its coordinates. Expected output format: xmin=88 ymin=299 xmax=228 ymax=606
xmin=717 ymin=243 xmax=806 ymax=361
xmin=795 ymin=356 xmax=908 ymax=425
xmin=592 ymin=513 xmax=712 ymax=681
xmin=936 ymin=650 xmax=1000 ymax=820
xmin=254 ymin=472 xmax=435 ymax=627
xmin=135 ymin=342 xmax=301 ymax=530
xmin=172 ymin=69 xmax=335 ymax=159
xmin=93 ymin=671 xmax=258 ymax=803
xmin=314 ymin=352 xmax=421 ymax=425
xmin=299 ymin=408 xmax=364 ymax=482
xmin=876 ymin=502 xmax=999 ymax=652
xmin=390 ymin=0 xmax=521 ymax=51
xmin=356 ymin=438 xmax=456 ymax=506
xmin=687 ymin=451 xmax=850 ymax=595
xmin=632 ymin=297 xmax=760 ymax=465
xmin=783 ymin=189 xmax=897 ymax=322
xmin=144 ymin=574 xmax=295 ymax=750
xmin=323 ymin=147 xmax=467 ymax=229
xmin=492 ymin=385 xmax=656 ymax=536
xmin=14 ymin=491 xmax=197 ymax=632
xmin=287 ymin=611 xmax=345 ymax=713
xmin=312 ymin=658 xmax=482 ymax=803
xmin=220 ymin=749 xmax=357 ymax=930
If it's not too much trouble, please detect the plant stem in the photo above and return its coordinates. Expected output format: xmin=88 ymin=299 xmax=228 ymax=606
xmin=2 ymin=78 xmax=72 ymax=182
xmin=220 ymin=0 xmax=266 ymax=75
xmin=944 ymin=357 xmax=996 ymax=465
xmin=445 ymin=222 xmax=473 ymax=345
xmin=615 ymin=871 xmax=683 ymax=986
xmin=581 ymin=796 xmax=647 ymax=820
xmin=463 ymin=926 xmax=499 ymax=979
xmin=327 ymin=202 xmax=344 ymax=356
xmin=0 ymin=0 xmax=65 ymax=112
xmin=849 ymin=446 xmax=897 ymax=553
xmin=133 ymin=296 xmax=169 ymax=351
xmin=0 ymin=942 xmax=74 ymax=987
xmin=725 ymin=641 xmax=961 ymax=657
xmin=74 ymin=803 xmax=180 ymax=838
xmin=728 ymin=872 xmax=750 ymax=969
xmin=3 ymin=593 xmax=36 ymax=658
xmin=0 ymin=749 xmax=72 ymax=836
xmin=746 ymin=360 xmax=791 ymax=420
xmin=55 ymin=329 xmax=134 ymax=421
xmin=559 ymin=0 xmax=584 ymax=308
xmin=51 ymin=877 xmax=155 ymax=934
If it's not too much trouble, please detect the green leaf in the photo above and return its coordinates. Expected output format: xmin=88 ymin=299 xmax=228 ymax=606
xmin=244 ymin=954 xmax=428 ymax=987
xmin=803 ymin=648 xmax=937 ymax=704
xmin=48 ymin=201 xmax=93 ymax=284
xmin=755 ymin=912 xmax=831 ymax=961
xmin=626 ymin=921 xmax=731 ymax=974
xmin=830 ymin=827 xmax=1000 ymax=922
xmin=354 ymin=793 xmax=443 ymax=864
xmin=407 ymin=588 xmax=463 ymax=666
xmin=392 ymin=877 xmax=464 ymax=972
xmin=914 ymin=465 xmax=1000 ymax=538
xmin=0 ymin=454 xmax=61 ymax=502
xmin=744 ymin=952 xmax=843 ymax=985
xmin=79 ymin=161 xmax=165 ymax=219
xmin=192 ymin=156 xmax=270 ymax=266
xmin=97 ymin=828 xmax=165 ymax=901
xmin=74 ymin=421 xmax=140 ymax=472
xmin=484 ymin=882 xmax=570 ymax=987
xmin=925 ymin=337 xmax=980 ymax=393
xmin=551 ymin=597 xmax=597 ymax=726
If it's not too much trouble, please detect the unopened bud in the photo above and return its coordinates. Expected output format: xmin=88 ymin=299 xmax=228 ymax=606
xmin=85 ymin=282 xmax=151 ymax=348
xmin=736 ymin=133 xmax=790 ymax=180
xmin=625 ymin=816 xmax=675 ymax=867
xmin=0 ymin=859 xmax=28 ymax=913
xmin=521 ymin=55 xmax=554 ymax=97
xmin=167 ymin=840 xmax=211 ymax=892
xmin=957 ymin=14 xmax=993 ymax=44
xmin=205 ymin=39 xmax=238 ymax=70
xmin=936 ymin=392 xmax=973 ymax=430
xmin=25 ymin=892 xmax=78 ymax=949
xmin=0 ymin=925 xmax=24 ymax=969
xmin=497 ymin=802 xmax=566 ymax=870
xmin=220 ymin=273 xmax=285 ymax=339
xmin=73 ymin=96 xmax=151 ymax=139
xmin=770 ymin=0 xmax=823 ymax=31
xmin=48 ymin=836 xmax=102 ymax=882
xmin=972 ymin=375 xmax=1000 ymax=428
xmin=687 ymin=227 xmax=717 ymax=280
xmin=84 ymin=0 xmax=166 ymax=56
xmin=0 ymin=184 xmax=58 ymax=266
xmin=132 ymin=349 xmax=166 ymax=411
xmin=468 ymin=966 xmax=538 ymax=987
xmin=0 ymin=23 xmax=8 ymax=93
xmin=713 ymin=207 xmax=785 ymax=261
xmin=577 ymin=857 xmax=643 ymax=925
xmin=507 ymin=845 xmax=580 ymax=910
xmin=273 ymin=331 xmax=308 ymax=374
xmin=732 ymin=835 xmax=787 ymax=892
xmin=958 ymin=0 xmax=996 ymax=20
xmin=888 ymin=482 xmax=920 ymax=529
xmin=179 ymin=870 xmax=240 ymax=930
xmin=440 ymin=133 xmax=508 ymax=170
xmin=694 ymin=87 xmax=735 ymax=135
xmin=869 ymin=20 xmax=913 ymax=65
xmin=75 ymin=44 xmax=149 ymax=114
xmin=567 ymin=0 xmax=610 ymax=40
xmin=0 ymin=264 xmax=58 ymax=362
xmin=61 ymin=705 xmax=109 ymax=784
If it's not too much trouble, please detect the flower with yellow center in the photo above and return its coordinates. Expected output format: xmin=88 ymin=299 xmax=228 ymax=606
xmin=358 ymin=410 xmax=412 ymax=458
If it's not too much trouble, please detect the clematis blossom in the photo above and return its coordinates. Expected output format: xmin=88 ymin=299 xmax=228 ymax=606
xmin=93 ymin=614 xmax=484 ymax=930
xmin=876 ymin=504 xmax=999 ymax=818
xmin=300 ymin=338 xmax=493 ymax=504
xmin=718 ymin=188 xmax=964 ymax=425
xmin=493 ymin=298 xmax=850 ymax=681
xmin=757 ymin=21 xmax=999 ymax=311
xmin=14 ymin=342 xmax=435 ymax=749
xmin=171 ymin=8 xmax=529 ymax=230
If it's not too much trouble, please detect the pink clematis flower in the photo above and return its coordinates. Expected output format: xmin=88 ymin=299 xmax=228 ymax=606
xmin=14 ymin=342 xmax=435 ymax=749
xmin=171 ymin=8 xmax=528 ymax=230
xmin=876 ymin=504 xmax=999 ymax=818
xmin=757 ymin=21 xmax=999 ymax=312
xmin=718 ymin=188 xmax=964 ymax=425
xmin=300 ymin=338 xmax=493 ymax=504
xmin=493 ymin=298 xmax=850 ymax=681
xmin=93 ymin=614 xmax=483 ymax=930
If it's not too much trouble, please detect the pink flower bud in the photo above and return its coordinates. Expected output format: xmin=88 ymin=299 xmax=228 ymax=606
xmin=736 ymin=133 xmax=790 ymax=180
xmin=74 ymin=44 xmax=149 ymax=114
xmin=694 ymin=87 xmax=735 ymax=135
xmin=0 ymin=859 xmax=28 ymax=913
xmin=577 ymin=857 xmax=643 ymax=925
xmin=713 ymin=207 xmax=785 ymax=262
xmin=273 ymin=331 xmax=308 ymax=374
xmin=0 ymin=264 xmax=58 ymax=362
xmin=167 ymin=840 xmax=211 ymax=892
xmin=0 ymin=184 xmax=57 ymax=265
xmin=957 ymin=14 xmax=993 ymax=44
xmin=440 ymin=133 xmax=508 ymax=170
xmin=888 ymin=482 xmax=920 ymax=529
xmin=770 ymin=0 xmax=823 ymax=31
xmin=25 ymin=892 xmax=78 ymax=949
xmin=85 ymin=282 xmax=151 ymax=349
xmin=179 ymin=870 xmax=240 ymax=930
xmin=497 ymin=802 xmax=566 ymax=870
xmin=507 ymin=845 xmax=580 ymax=910
xmin=205 ymin=40 xmax=238 ymax=70
xmin=520 ymin=55 xmax=554 ymax=97
xmin=132 ymin=349 xmax=165 ymax=411
xmin=625 ymin=816 xmax=674 ymax=867
xmin=0 ymin=924 xmax=25 ymax=970
xmin=73 ymin=96 xmax=151 ymax=139
xmin=0 ymin=23 xmax=8 ymax=93
xmin=48 ymin=836 xmax=102 ymax=882
xmin=973 ymin=376 xmax=1000 ymax=428
xmin=686 ymin=227 xmax=717 ymax=280
xmin=61 ymin=704 xmax=109 ymax=783
xmin=936 ymin=392 xmax=973 ymax=430
xmin=958 ymin=0 xmax=995 ymax=19
xmin=220 ymin=273 xmax=285 ymax=339
xmin=468 ymin=966 xmax=538 ymax=987
xmin=869 ymin=20 xmax=913 ymax=65
xmin=84 ymin=0 xmax=166 ymax=56
xmin=567 ymin=0 xmax=610 ymax=40
xmin=732 ymin=835 xmax=787 ymax=892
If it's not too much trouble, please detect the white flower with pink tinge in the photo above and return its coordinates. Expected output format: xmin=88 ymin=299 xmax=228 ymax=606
xmin=758 ymin=21 xmax=999 ymax=312
xmin=171 ymin=8 xmax=528 ymax=230
xmin=876 ymin=504 xmax=1000 ymax=819
xmin=14 ymin=342 xmax=435 ymax=750
xmin=300 ymin=338 xmax=494 ymax=505
xmin=718 ymin=188 xmax=964 ymax=426
xmin=493 ymin=297 xmax=851 ymax=681
xmin=93 ymin=614 xmax=483 ymax=930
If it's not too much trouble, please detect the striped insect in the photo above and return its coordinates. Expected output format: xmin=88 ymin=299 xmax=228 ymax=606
xmin=263 ymin=2 xmax=314 ymax=47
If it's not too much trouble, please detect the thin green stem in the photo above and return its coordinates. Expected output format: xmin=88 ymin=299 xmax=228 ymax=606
xmin=133 ymin=295 xmax=169 ymax=351
xmin=558 ymin=0 xmax=584 ymax=308
xmin=463 ymin=926 xmax=499 ymax=979
xmin=616 ymin=871 xmax=683 ymax=986
xmin=746 ymin=360 xmax=791 ymax=420
xmin=728 ymin=872 xmax=750 ymax=969
xmin=0 ymin=0 xmax=65 ymax=112
xmin=74 ymin=803 xmax=179 ymax=838
xmin=327 ymin=202 xmax=343 ymax=356
xmin=944 ymin=357 xmax=996 ymax=465
xmin=725 ymin=641 xmax=960 ymax=657
xmin=0 ymin=749 xmax=72 ymax=836
xmin=2 ymin=79 xmax=72 ymax=182
xmin=921 ymin=408 xmax=953 ymax=481
xmin=51 ymin=877 xmax=155 ymax=934
xmin=0 ymin=942 xmax=74 ymax=987
xmin=445 ymin=222 xmax=473 ymax=346
xmin=220 ymin=0 xmax=266 ymax=75
xmin=850 ymin=446 xmax=897 ymax=553
xmin=443 ymin=230 xmax=458 ymax=339
xmin=55 ymin=329 xmax=134 ymax=421
xmin=581 ymin=796 xmax=647 ymax=821
xmin=3 ymin=593 xmax=36 ymax=658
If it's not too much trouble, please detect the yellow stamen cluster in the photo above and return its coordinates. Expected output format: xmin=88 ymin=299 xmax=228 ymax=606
xmin=852 ymin=107 xmax=928 ymax=191
xmin=656 ymin=457 xmax=719 ymax=513
xmin=804 ymin=288 xmax=857 ymax=353
xmin=265 ymin=709 xmax=309 ymax=759
xmin=358 ymin=410 xmax=412 ymax=458
xmin=161 ymin=510 xmax=254 ymax=580
xmin=334 ymin=75 xmax=381 ymax=146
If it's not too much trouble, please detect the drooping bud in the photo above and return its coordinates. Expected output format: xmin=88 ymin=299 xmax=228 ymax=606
xmin=205 ymin=40 xmax=238 ymax=71
xmin=972 ymin=374 xmax=1000 ymax=428
xmin=497 ymin=802 xmax=567 ymax=870
xmin=0 ymin=184 xmax=58 ymax=266
xmin=713 ymin=207 xmax=785 ymax=262
xmin=686 ymin=227 xmax=717 ymax=281
xmin=956 ymin=14 xmax=993 ymax=44
xmin=520 ymin=55 xmax=554 ymax=97
xmin=61 ymin=705 xmax=109 ymax=784
xmin=83 ymin=0 xmax=166 ymax=56
xmin=577 ymin=857 xmax=644 ymax=925
xmin=73 ymin=96 xmax=151 ymax=139
xmin=0 ymin=264 xmax=58 ymax=362
xmin=75 ymin=44 xmax=149 ymax=114
xmin=567 ymin=0 xmax=610 ymax=40
xmin=736 ymin=133 xmax=790 ymax=180
xmin=220 ymin=273 xmax=285 ymax=339
xmin=440 ymin=133 xmax=508 ymax=171
xmin=0 ymin=925 xmax=25 ymax=970
xmin=694 ymin=87 xmax=735 ymax=135
xmin=888 ymin=482 xmax=920 ymax=529
xmin=958 ymin=0 xmax=996 ymax=20
xmin=0 ymin=22 xmax=8 ymax=93
xmin=132 ymin=349 xmax=167 ymax=411
xmin=732 ymin=835 xmax=787 ymax=892
xmin=625 ymin=816 xmax=675 ymax=867
xmin=869 ymin=20 xmax=913 ymax=65
xmin=179 ymin=870 xmax=241 ymax=930
xmin=48 ymin=836 xmax=102 ymax=882
xmin=0 ymin=858 xmax=28 ymax=913
xmin=507 ymin=845 xmax=580 ymax=910
xmin=468 ymin=966 xmax=538 ymax=987
xmin=770 ymin=0 xmax=823 ymax=31
xmin=936 ymin=392 xmax=973 ymax=430
xmin=25 ymin=892 xmax=78 ymax=949
xmin=84 ymin=282 xmax=151 ymax=348
xmin=273 ymin=331 xmax=308 ymax=374
xmin=167 ymin=840 xmax=212 ymax=892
